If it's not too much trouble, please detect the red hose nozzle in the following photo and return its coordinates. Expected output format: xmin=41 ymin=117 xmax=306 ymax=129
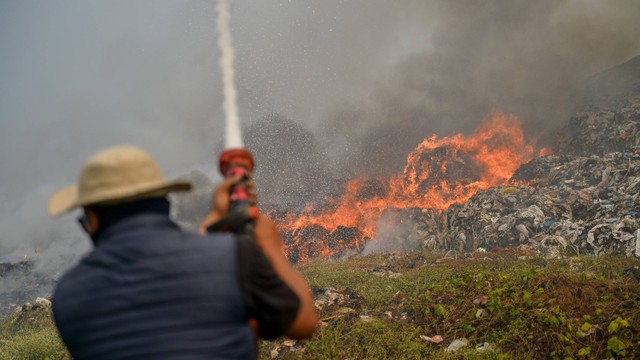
xmin=208 ymin=148 xmax=258 ymax=234
xmin=219 ymin=148 xmax=254 ymax=176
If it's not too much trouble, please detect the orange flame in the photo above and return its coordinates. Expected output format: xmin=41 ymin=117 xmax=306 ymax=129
xmin=279 ymin=110 xmax=540 ymax=262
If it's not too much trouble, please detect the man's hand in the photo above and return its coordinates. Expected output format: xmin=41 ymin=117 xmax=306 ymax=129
xmin=198 ymin=174 xmax=257 ymax=234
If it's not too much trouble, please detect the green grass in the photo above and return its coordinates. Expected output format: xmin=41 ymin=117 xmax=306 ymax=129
xmin=0 ymin=302 xmax=70 ymax=360
xmin=262 ymin=250 xmax=640 ymax=359
xmin=2 ymin=250 xmax=640 ymax=359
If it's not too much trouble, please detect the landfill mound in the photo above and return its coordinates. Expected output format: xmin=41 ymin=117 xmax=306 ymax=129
xmin=558 ymin=102 xmax=640 ymax=156
xmin=556 ymin=55 xmax=640 ymax=156
xmin=285 ymin=134 xmax=640 ymax=261
xmin=349 ymin=63 xmax=640 ymax=261
xmin=441 ymin=151 xmax=640 ymax=257
xmin=430 ymin=69 xmax=640 ymax=258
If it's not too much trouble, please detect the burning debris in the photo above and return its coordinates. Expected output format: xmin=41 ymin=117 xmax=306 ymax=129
xmin=276 ymin=110 xmax=542 ymax=262
xmin=290 ymin=148 xmax=640 ymax=261
xmin=275 ymin=98 xmax=640 ymax=262
xmin=441 ymin=97 xmax=640 ymax=257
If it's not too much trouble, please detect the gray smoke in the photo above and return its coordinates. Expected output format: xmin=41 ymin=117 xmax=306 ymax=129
xmin=1 ymin=0 xmax=640 ymax=303
xmin=315 ymin=0 xmax=640 ymax=177
xmin=243 ymin=114 xmax=333 ymax=211
xmin=363 ymin=210 xmax=417 ymax=255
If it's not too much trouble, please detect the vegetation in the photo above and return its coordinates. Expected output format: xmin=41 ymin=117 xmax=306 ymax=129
xmin=0 ymin=300 xmax=70 ymax=360
xmin=2 ymin=249 xmax=639 ymax=359
xmin=262 ymin=250 xmax=640 ymax=359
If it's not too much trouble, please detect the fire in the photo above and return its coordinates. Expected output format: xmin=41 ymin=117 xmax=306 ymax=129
xmin=538 ymin=147 xmax=553 ymax=157
xmin=278 ymin=110 xmax=540 ymax=262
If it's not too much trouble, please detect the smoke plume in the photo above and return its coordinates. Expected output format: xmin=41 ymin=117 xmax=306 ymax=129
xmin=313 ymin=0 xmax=640 ymax=178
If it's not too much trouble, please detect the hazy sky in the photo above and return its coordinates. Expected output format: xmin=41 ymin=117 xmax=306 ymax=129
xmin=1 ymin=0 xmax=640 ymax=265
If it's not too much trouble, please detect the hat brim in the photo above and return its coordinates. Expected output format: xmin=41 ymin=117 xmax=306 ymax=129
xmin=48 ymin=180 xmax=192 ymax=217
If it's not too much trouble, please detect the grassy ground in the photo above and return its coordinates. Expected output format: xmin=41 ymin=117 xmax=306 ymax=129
xmin=262 ymin=249 xmax=640 ymax=359
xmin=0 ymin=300 xmax=70 ymax=360
xmin=2 ymin=249 xmax=639 ymax=359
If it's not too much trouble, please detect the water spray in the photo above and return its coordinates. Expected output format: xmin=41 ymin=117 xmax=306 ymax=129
xmin=207 ymin=0 xmax=258 ymax=234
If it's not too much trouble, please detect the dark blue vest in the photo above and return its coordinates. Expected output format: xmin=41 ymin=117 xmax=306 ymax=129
xmin=52 ymin=213 xmax=255 ymax=359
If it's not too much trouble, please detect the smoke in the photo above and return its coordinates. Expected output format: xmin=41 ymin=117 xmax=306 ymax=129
xmin=0 ymin=185 xmax=88 ymax=313
xmin=313 ymin=0 xmax=640 ymax=177
xmin=363 ymin=210 xmax=418 ymax=255
xmin=243 ymin=114 xmax=333 ymax=210
xmin=216 ymin=0 xmax=243 ymax=149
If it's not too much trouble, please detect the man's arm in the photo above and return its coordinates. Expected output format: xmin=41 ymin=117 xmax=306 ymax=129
xmin=253 ymin=216 xmax=318 ymax=339
xmin=200 ymin=175 xmax=318 ymax=339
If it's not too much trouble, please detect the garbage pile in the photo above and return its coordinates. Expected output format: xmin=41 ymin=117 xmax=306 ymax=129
xmin=374 ymin=98 xmax=640 ymax=258
xmin=405 ymin=209 xmax=448 ymax=251
xmin=442 ymin=151 xmax=640 ymax=257
xmin=558 ymin=101 xmax=640 ymax=156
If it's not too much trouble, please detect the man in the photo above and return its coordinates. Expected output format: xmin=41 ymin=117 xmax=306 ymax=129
xmin=49 ymin=145 xmax=317 ymax=359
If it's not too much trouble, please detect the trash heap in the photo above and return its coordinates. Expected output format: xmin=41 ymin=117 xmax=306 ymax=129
xmin=436 ymin=96 xmax=640 ymax=257
xmin=558 ymin=102 xmax=640 ymax=156
xmin=443 ymin=151 xmax=640 ymax=257
xmin=274 ymin=100 xmax=640 ymax=261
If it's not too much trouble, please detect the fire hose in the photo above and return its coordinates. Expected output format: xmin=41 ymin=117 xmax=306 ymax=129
xmin=205 ymin=148 xmax=259 ymax=235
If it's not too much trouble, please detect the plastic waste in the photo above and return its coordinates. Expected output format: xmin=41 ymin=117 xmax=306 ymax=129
xmin=445 ymin=338 xmax=469 ymax=352
xmin=420 ymin=335 xmax=443 ymax=344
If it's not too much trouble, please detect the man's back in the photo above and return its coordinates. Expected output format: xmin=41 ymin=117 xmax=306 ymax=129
xmin=53 ymin=213 xmax=254 ymax=360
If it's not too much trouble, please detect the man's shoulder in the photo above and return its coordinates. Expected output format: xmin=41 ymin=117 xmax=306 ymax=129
xmin=100 ymin=224 xmax=238 ymax=255
xmin=53 ymin=231 xmax=244 ymax=307
xmin=142 ymin=223 xmax=237 ymax=244
xmin=173 ymin=229 xmax=239 ymax=253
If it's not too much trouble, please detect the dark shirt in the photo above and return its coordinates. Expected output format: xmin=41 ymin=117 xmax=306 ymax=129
xmin=53 ymin=208 xmax=299 ymax=359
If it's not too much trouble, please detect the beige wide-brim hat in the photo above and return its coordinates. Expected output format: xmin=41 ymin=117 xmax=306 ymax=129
xmin=48 ymin=145 xmax=192 ymax=216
